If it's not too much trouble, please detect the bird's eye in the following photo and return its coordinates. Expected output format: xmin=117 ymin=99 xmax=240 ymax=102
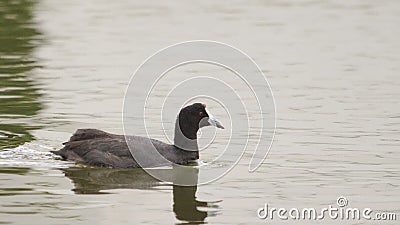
xmin=199 ymin=112 xmax=203 ymax=116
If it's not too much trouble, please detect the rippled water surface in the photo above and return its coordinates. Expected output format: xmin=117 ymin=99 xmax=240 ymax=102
xmin=0 ymin=0 xmax=399 ymax=224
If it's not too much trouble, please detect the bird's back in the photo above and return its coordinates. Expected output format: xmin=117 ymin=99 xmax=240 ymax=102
xmin=52 ymin=129 xmax=198 ymax=168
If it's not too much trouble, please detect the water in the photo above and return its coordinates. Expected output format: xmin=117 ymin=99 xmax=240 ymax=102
xmin=0 ymin=0 xmax=399 ymax=224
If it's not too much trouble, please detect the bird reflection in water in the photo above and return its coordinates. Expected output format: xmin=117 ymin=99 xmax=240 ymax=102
xmin=61 ymin=165 xmax=221 ymax=224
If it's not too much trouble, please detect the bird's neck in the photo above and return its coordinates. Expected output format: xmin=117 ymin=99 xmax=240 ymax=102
xmin=174 ymin=119 xmax=199 ymax=160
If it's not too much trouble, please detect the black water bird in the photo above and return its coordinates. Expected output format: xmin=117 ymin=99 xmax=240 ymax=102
xmin=51 ymin=103 xmax=224 ymax=168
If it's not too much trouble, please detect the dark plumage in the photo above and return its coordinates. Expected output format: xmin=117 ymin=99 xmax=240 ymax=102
xmin=51 ymin=103 xmax=224 ymax=168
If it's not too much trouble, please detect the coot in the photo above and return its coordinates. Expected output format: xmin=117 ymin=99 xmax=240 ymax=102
xmin=51 ymin=103 xmax=224 ymax=168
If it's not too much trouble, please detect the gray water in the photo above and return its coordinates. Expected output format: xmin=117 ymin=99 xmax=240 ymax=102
xmin=0 ymin=0 xmax=399 ymax=224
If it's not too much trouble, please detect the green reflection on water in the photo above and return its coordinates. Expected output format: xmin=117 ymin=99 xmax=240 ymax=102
xmin=0 ymin=0 xmax=43 ymax=149
xmin=0 ymin=166 xmax=30 ymax=175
